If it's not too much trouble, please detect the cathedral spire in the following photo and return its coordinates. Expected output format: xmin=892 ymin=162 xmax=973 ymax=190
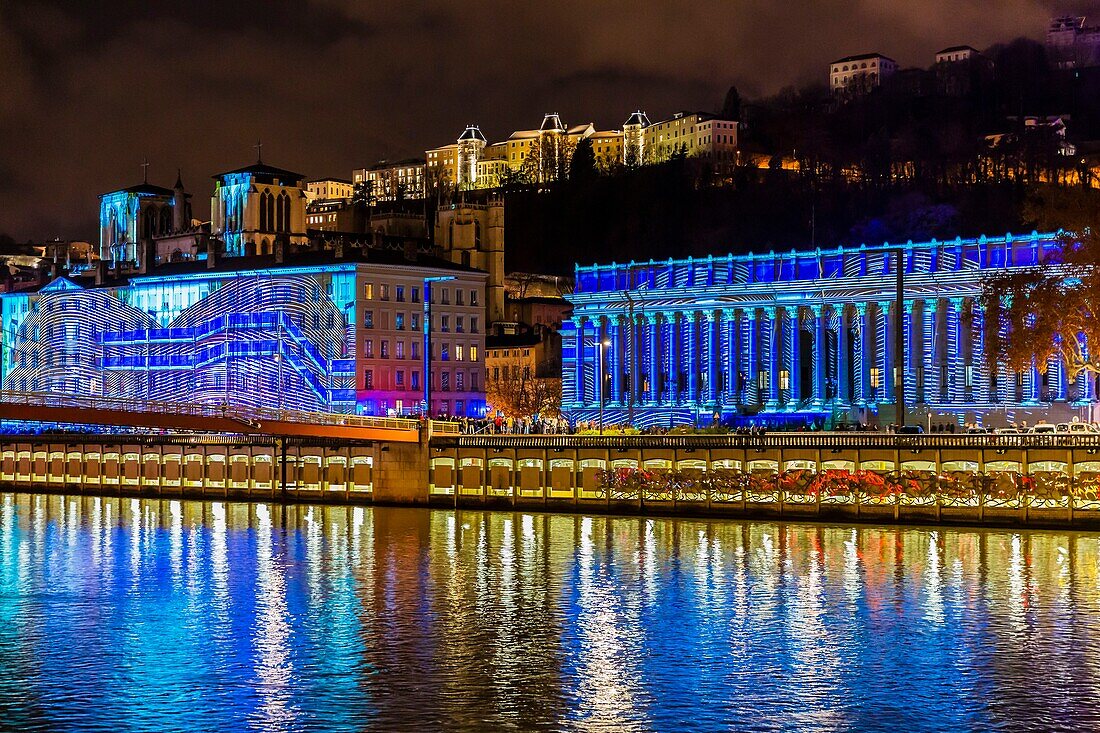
xmin=141 ymin=157 xmax=150 ymax=184
xmin=253 ymin=139 xmax=263 ymax=164
xmin=174 ymin=168 xmax=184 ymax=190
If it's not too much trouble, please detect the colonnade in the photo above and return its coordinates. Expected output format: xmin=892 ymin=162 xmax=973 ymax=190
xmin=570 ymin=297 xmax=1096 ymax=413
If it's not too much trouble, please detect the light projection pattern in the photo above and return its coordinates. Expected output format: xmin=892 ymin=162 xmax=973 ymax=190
xmin=3 ymin=275 xmax=355 ymax=413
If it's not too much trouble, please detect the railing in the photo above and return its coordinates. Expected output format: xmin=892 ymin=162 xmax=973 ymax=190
xmin=437 ymin=432 xmax=1100 ymax=450
xmin=429 ymin=421 xmax=461 ymax=436
xmin=0 ymin=391 xmax=419 ymax=432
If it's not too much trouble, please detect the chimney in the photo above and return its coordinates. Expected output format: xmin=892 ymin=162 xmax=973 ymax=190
xmin=207 ymin=239 xmax=220 ymax=269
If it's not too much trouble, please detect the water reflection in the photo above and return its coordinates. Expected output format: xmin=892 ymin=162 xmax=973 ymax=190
xmin=0 ymin=493 xmax=1098 ymax=731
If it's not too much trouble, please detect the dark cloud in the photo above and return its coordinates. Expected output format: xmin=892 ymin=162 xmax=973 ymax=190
xmin=0 ymin=0 xmax=1091 ymax=240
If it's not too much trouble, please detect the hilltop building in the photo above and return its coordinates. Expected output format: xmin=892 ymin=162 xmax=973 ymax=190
xmin=829 ymin=53 xmax=898 ymax=97
xmin=1047 ymin=15 xmax=1100 ymax=69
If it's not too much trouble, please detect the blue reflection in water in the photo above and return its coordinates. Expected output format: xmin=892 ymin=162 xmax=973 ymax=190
xmin=0 ymin=493 xmax=1098 ymax=732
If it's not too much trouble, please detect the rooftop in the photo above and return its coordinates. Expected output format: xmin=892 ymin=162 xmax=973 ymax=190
xmin=831 ymin=53 xmax=896 ymax=64
xmin=213 ymin=161 xmax=305 ymax=182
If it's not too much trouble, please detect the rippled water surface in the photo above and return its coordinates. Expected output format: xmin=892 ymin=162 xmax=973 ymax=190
xmin=0 ymin=494 xmax=1098 ymax=732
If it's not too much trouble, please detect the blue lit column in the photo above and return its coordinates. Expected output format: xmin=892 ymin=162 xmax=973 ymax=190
xmin=725 ymin=308 xmax=738 ymax=406
xmin=836 ymin=305 xmax=851 ymax=407
xmin=611 ymin=315 xmax=623 ymax=405
xmin=947 ymin=297 xmax=964 ymax=403
xmin=922 ymin=299 xmax=941 ymax=404
xmin=630 ymin=314 xmax=643 ymax=404
xmin=1050 ymin=351 xmax=1068 ymax=402
xmin=784 ymin=306 xmax=801 ymax=409
xmin=573 ymin=316 xmax=587 ymax=405
xmin=811 ymin=304 xmax=826 ymax=408
xmin=707 ymin=310 xmax=720 ymax=405
xmin=742 ymin=308 xmax=758 ymax=406
xmin=669 ymin=311 xmax=682 ymax=404
xmin=879 ymin=300 xmax=894 ymax=403
xmin=971 ymin=303 xmax=988 ymax=403
xmin=855 ymin=303 xmax=870 ymax=406
xmin=904 ymin=300 xmax=918 ymax=407
xmin=596 ymin=316 xmax=608 ymax=407
xmin=688 ymin=312 xmax=700 ymax=403
xmin=647 ymin=313 xmax=660 ymax=403
xmin=766 ymin=306 xmax=781 ymax=411
xmin=935 ymin=298 xmax=948 ymax=402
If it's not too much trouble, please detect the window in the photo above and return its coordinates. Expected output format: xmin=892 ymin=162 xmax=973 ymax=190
xmin=380 ymin=340 xmax=389 ymax=358
xmin=456 ymin=316 xmax=464 ymax=333
xmin=411 ymin=371 xmax=420 ymax=390
xmin=441 ymin=372 xmax=450 ymax=391
xmin=396 ymin=370 xmax=404 ymax=386
xmin=411 ymin=314 xmax=419 ymax=330
xmin=470 ymin=345 xmax=478 ymax=362
xmin=456 ymin=289 xmax=464 ymax=306
xmin=380 ymin=284 xmax=390 ymax=301
xmin=456 ymin=372 xmax=465 ymax=390
xmin=365 ymin=370 xmax=373 ymax=389
xmin=493 ymin=367 xmax=500 ymax=381
xmin=364 ymin=310 xmax=374 ymax=328
xmin=365 ymin=339 xmax=374 ymax=358
xmin=396 ymin=286 xmax=405 ymax=302
xmin=523 ymin=366 xmax=531 ymax=380
xmin=396 ymin=341 xmax=404 ymax=359
xmin=471 ymin=372 xmax=478 ymax=391
xmin=470 ymin=317 xmax=479 ymax=334
xmin=395 ymin=313 xmax=404 ymax=330
xmin=412 ymin=342 xmax=419 ymax=359
xmin=456 ymin=345 xmax=464 ymax=361
xmin=441 ymin=315 xmax=450 ymax=333
xmin=364 ymin=283 xmax=374 ymax=300
xmin=441 ymin=344 xmax=450 ymax=361
xmin=441 ymin=289 xmax=450 ymax=305
xmin=870 ymin=367 xmax=882 ymax=390
xmin=411 ymin=287 xmax=420 ymax=303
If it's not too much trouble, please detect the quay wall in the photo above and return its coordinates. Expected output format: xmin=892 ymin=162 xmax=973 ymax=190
xmin=4 ymin=433 xmax=1100 ymax=528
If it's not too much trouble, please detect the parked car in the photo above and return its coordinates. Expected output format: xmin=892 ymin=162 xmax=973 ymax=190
xmin=966 ymin=426 xmax=991 ymax=434
xmin=1030 ymin=423 xmax=1058 ymax=434
xmin=1057 ymin=422 xmax=1100 ymax=434
xmin=994 ymin=427 xmax=1022 ymax=435
xmin=896 ymin=425 xmax=924 ymax=434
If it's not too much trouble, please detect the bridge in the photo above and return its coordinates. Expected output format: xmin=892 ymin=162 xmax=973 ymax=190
xmin=0 ymin=391 xmax=431 ymax=443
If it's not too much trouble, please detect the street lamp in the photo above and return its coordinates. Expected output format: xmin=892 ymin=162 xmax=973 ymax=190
xmin=423 ymin=275 xmax=456 ymax=418
xmin=598 ymin=338 xmax=611 ymax=434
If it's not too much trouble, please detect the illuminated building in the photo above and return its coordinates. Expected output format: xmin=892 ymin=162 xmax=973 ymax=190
xmin=305 ymin=178 xmax=354 ymax=202
xmin=434 ymin=199 xmax=505 ymax=323
xmin=99 ymin=170 xmax=195 ymax=272
xmin=424 ymin=110 xmax=739 ymax=190
xmin=830 ymin=53 xmax=898 ymax=97
xmin=352 ymin=159 xmax=427 ymax=201
xmin=623 ymin=111 xmax=650 ymax=167
xmin=563 ymin=232 xmax=1098 ymax=428
xmin=1047 ymin=15 xmax=1100 ymax=69
xmin=1 ymin=247 xmax=488 ymax=418
xmin=211 ymin=160 xmax=308 ymax=257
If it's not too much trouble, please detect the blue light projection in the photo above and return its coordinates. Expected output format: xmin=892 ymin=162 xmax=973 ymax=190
xmin=2 ymin=271 xmax=356 ymax=413
xmin=565 ymin=231 xmax=1099 ymax=426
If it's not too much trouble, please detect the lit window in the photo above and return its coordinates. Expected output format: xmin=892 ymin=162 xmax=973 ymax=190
xmin=470 ymin=346 xmax=478 ymax=362
xmin=456 ymin=345 xmax=464 ymax=361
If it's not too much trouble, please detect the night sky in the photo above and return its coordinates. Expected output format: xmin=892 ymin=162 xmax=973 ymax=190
xmin=0 ymin=0 xmax=1088 ymax=241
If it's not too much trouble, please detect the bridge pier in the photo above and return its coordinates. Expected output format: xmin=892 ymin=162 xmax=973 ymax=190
xmin=372 ymin=440 xmax=430 ymax=505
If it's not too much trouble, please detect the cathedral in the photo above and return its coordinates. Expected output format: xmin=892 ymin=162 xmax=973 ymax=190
xmin=98 ymin=154 xmax=310 ymax=273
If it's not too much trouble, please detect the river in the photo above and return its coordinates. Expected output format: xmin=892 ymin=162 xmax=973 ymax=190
xmin=0 ymin=493 xmax=1096 ymax=732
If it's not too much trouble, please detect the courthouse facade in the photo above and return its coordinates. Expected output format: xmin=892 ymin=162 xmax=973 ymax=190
xmin=563 ymin=232 xmax=1097 ymax=428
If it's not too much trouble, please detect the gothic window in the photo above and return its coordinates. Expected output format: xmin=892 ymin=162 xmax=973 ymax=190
xmin=260 ymin=190 xmax=274 ymax=231
xmin=159 ymin=206 xmax=172 ymax=235
xmin=277 ymin=192 xmax=291 ymax=232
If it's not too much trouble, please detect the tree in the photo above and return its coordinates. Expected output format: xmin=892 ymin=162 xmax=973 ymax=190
xmin=981 ymin=188 xmax=1100 ymax=385
xmin=721 ymin=85 xmax=742 ymax=121
xmin=569 ymin=137 xmax=597 ymax=183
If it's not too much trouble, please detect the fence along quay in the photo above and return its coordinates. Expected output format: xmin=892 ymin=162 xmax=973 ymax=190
xmin=427 ymin=432 xmax=1100 ymax=528
xmin=4 ymin=430 xmax=1100 ymax=528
